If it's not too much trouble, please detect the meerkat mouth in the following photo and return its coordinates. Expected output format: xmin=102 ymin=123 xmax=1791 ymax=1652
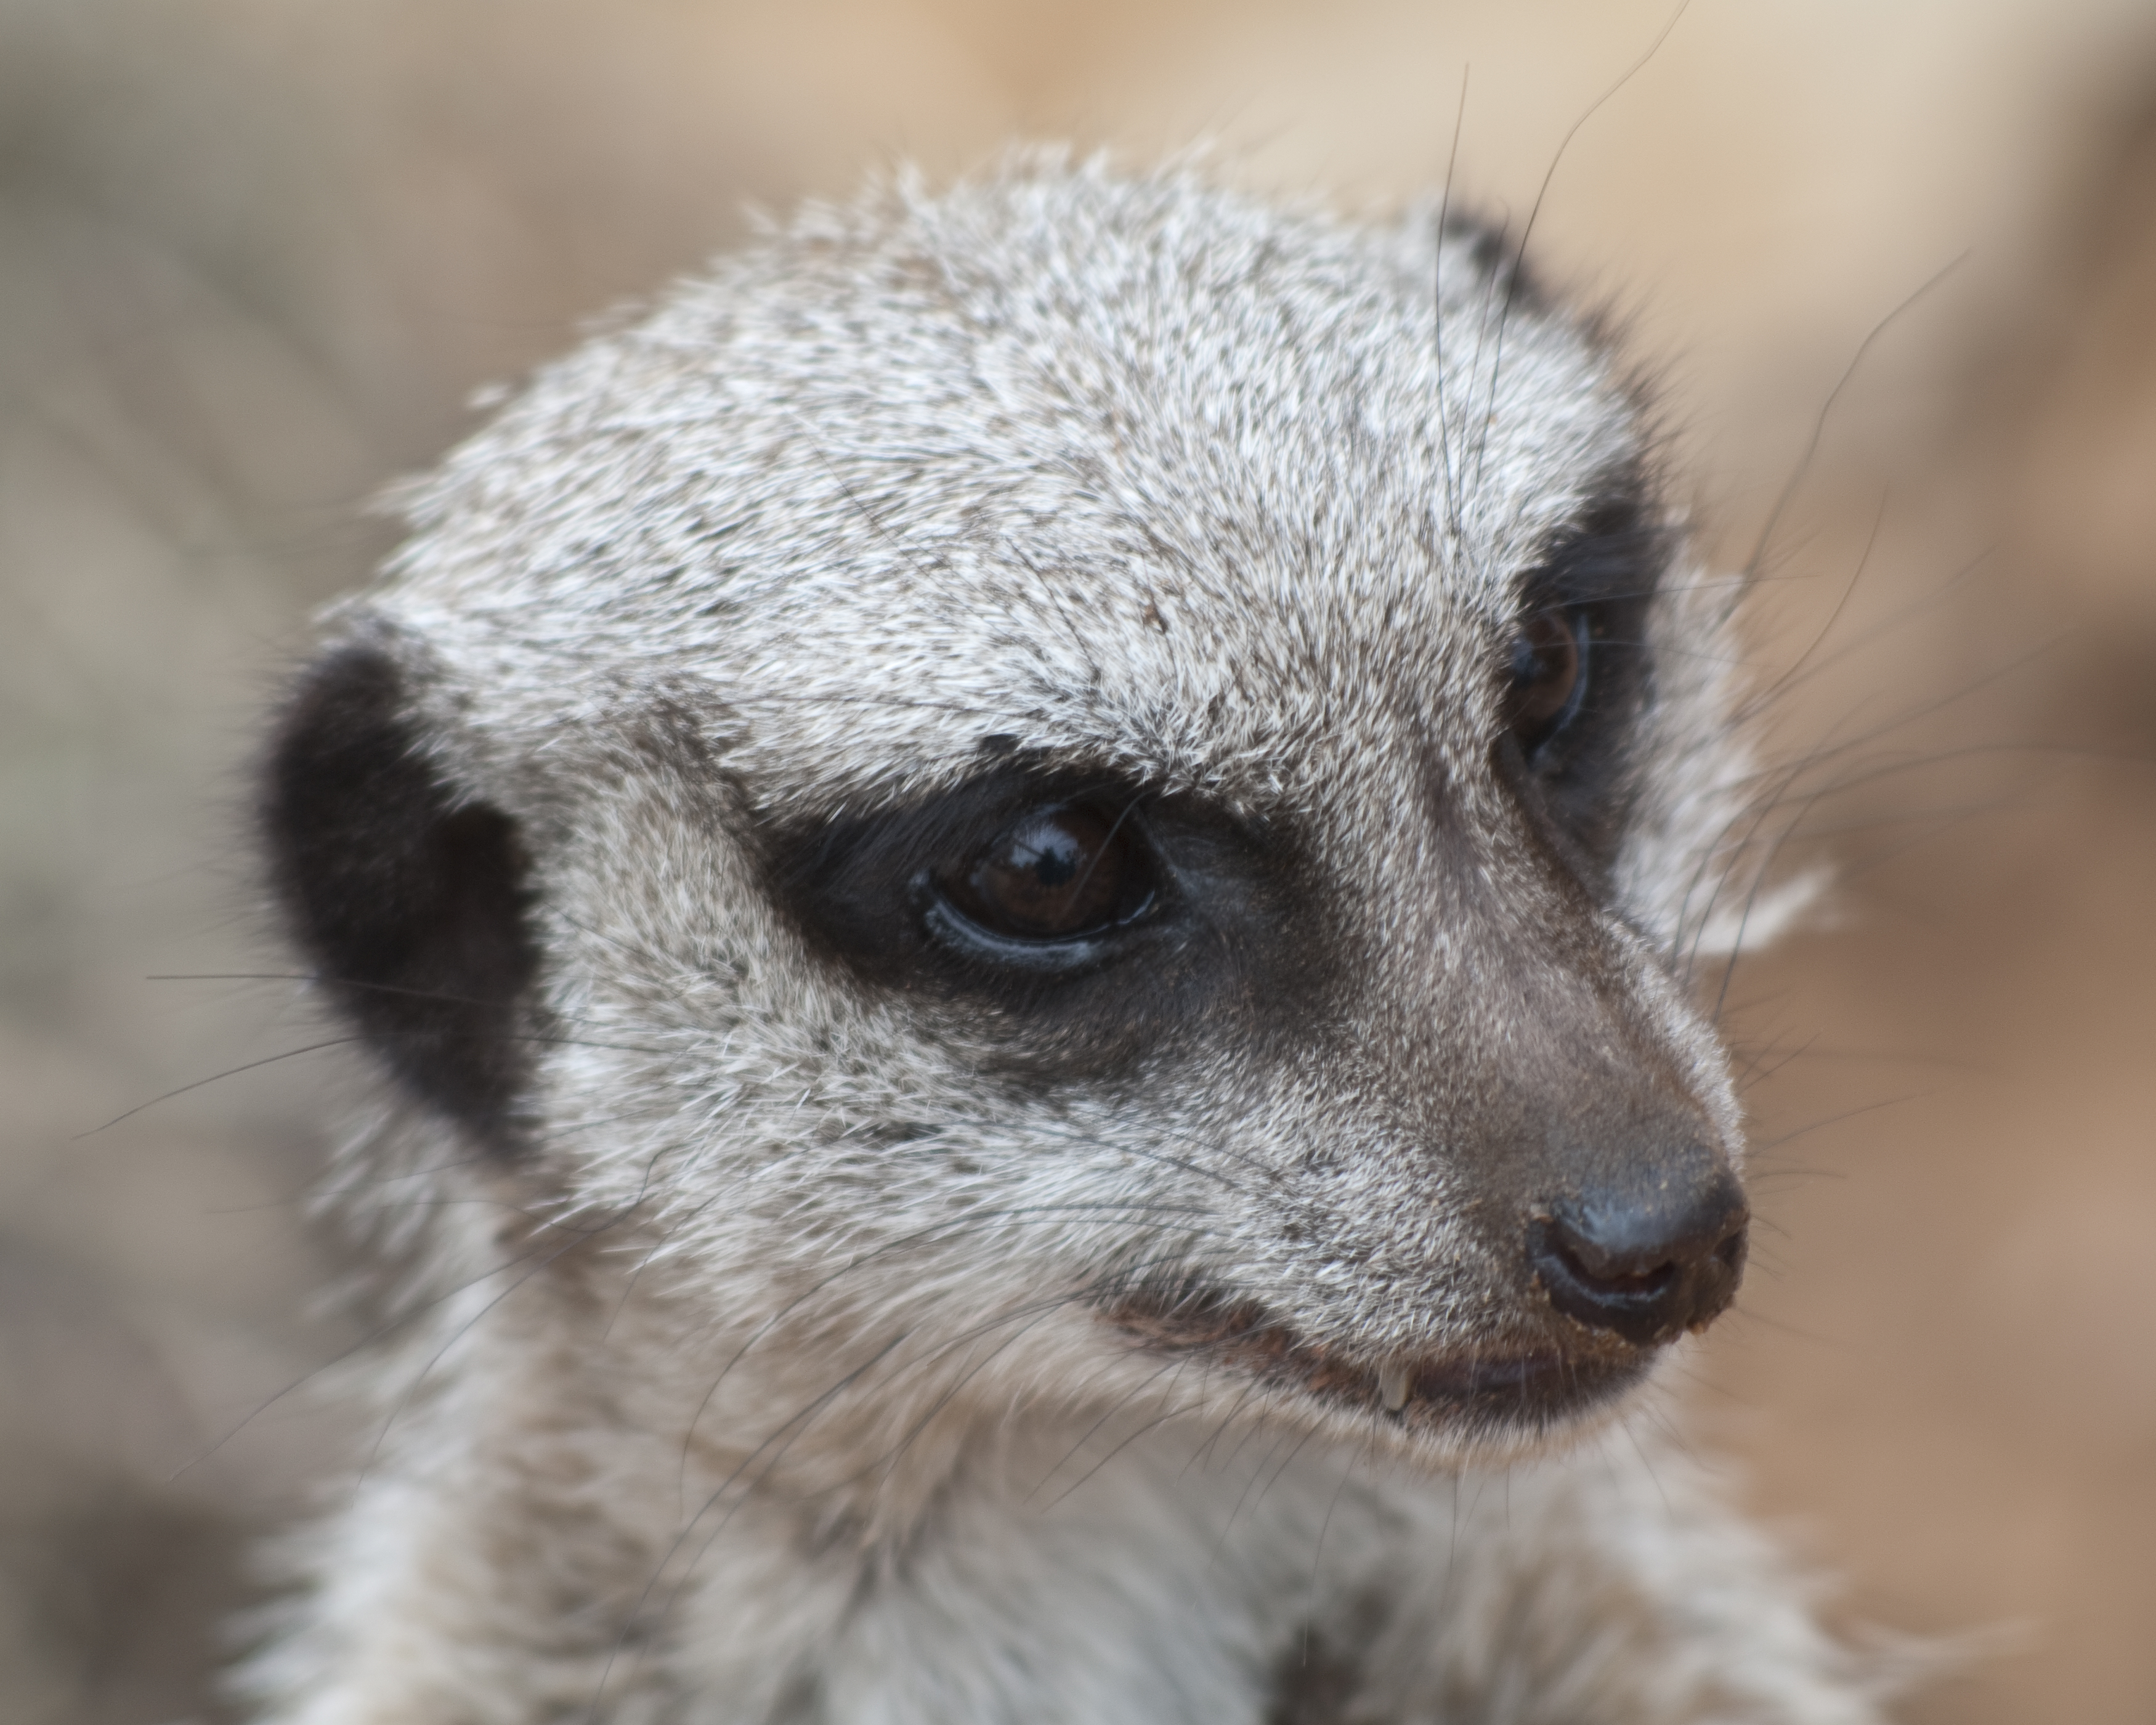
xmin=1103 ymin=1285 xmax=1647 ymax=1428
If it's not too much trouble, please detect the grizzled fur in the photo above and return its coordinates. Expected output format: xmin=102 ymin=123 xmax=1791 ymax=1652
xmin=243 ymin=155 xmax=1880 ymax=1723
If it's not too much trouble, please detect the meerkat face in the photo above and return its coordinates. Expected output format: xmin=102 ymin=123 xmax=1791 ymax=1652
xmin=264 ymin=159 xmax=1755 ymax=1473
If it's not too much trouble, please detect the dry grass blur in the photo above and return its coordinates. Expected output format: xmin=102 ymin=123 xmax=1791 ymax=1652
xmin=3 ymin=3 xmax=2154 ymax=1720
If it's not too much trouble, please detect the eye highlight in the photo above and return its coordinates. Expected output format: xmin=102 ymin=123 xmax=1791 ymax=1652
xmin=1505 ymin=607 xmax=1589 ymax=754
xmin=933 ymin=803 xmax=1154 ymax=948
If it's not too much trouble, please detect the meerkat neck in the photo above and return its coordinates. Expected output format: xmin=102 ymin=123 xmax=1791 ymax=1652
xmin=328 ymin=1288 xmax=1408 ymax=1725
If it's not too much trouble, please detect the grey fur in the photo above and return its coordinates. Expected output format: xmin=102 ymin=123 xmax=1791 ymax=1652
xmin=243 ymin=152 xmax=1879 ymax=1724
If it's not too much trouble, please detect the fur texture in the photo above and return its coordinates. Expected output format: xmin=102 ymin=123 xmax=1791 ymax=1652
xmin=244 ymin=153 xmax=1881 ymax=1724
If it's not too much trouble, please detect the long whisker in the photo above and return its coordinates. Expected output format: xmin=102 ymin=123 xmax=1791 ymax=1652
xmin=1472 ymin=0 xmax=1693 ymax=490
xmin=1432 ymin=62 xmax=1471 ymax=548
xmin=1741 ymin=251 xmax=1968 ymax=581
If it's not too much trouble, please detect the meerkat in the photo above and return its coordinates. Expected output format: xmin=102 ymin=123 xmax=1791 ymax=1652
xmin=242 ymin=153 xmax=1884 ymax=1724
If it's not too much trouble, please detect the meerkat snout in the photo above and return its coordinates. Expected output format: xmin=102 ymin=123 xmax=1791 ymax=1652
xmin=241 ymin=155 xmax=1881 ymax=1725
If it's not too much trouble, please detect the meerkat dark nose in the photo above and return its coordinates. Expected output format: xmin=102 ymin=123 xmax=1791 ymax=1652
xmin=1529 ymin=1162 xmax=1749 ymax=1348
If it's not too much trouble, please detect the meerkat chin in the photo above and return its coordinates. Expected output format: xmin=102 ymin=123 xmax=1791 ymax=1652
xmin=243 ymin=153 xmax=1881 ymax=1725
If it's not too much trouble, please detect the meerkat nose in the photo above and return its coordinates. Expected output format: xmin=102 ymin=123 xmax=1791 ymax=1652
xmin=1528 ymin=1162 xmax=1750 ymax=1349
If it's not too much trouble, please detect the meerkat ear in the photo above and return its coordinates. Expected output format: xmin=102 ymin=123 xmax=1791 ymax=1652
xmin=259 ymin=639 xmax=541 ymax=1153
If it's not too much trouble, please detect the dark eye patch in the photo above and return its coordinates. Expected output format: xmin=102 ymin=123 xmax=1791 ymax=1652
xmin=1501 ymin=480 xmax=1668 ymax=865
xmin=761 ymin=764 xmax=1330 ymax=1083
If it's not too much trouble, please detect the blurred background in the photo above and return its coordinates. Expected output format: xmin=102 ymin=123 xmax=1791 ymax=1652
xmin=3 ymin=2 xmax=2154 ymax=1719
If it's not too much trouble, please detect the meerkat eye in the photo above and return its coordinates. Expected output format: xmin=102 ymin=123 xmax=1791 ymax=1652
xmin=936 ymin=804 xmax=1151 ymax=943
xmin=1505 ymin=607 xmax=1589 ymax=754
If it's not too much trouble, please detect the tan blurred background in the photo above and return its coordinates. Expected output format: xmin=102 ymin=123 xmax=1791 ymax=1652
xmin=4 ymin=2 xmax=2155 ymax=1720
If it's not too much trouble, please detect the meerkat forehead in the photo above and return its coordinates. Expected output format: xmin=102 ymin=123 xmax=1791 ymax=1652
xmin=373 ymin=156 xmax=1647 ymax=820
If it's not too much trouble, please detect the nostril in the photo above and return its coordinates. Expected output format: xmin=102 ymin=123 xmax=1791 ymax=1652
xmin=1528 ymin=1168 xmax=1749 ymax=1349
xmin=1546 ymin=1230 xmax=1679 ymax=1301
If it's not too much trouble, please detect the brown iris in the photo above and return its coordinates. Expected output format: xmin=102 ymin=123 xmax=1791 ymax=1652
xmin=944 ymin=805 xmax=1139 ymax=940
xmin=1505 ymin=607 xmax=1586 ymax=752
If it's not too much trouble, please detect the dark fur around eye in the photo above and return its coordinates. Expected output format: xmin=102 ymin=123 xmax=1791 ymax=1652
xmin=761 ymin=766 xmax=1331 ymax=1083
xmin=1503 ymin=479 xmax=1668 ymax=864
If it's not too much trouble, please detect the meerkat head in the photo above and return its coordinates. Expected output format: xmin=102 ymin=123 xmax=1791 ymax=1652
xmin=262 ymin=155 xmax=1757 ymax=1477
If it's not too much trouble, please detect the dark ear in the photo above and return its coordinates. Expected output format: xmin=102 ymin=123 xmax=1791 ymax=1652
xmin=260 ymin=641 xmax=541 ymax=1153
